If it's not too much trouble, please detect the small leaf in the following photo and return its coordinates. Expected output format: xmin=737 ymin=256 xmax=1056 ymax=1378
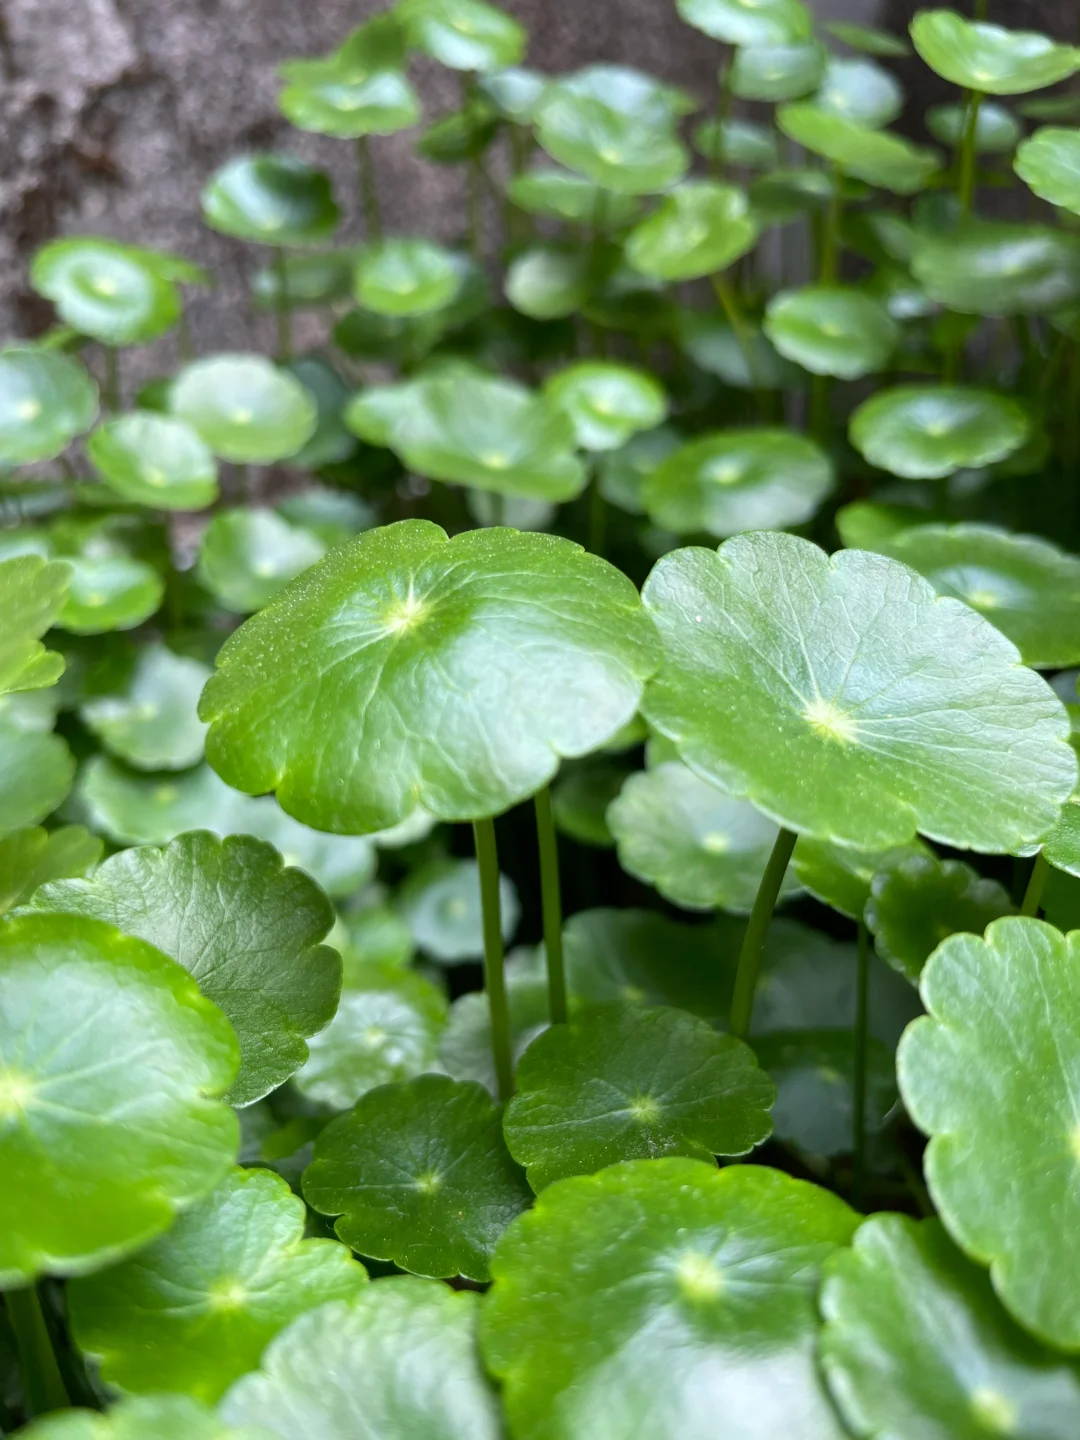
xmin=196 ymin=509 xmax=327 ymax=614
xmin=0 ymin=348 xmax=98 ymax=466
xmin=0 ymin=720 xmax=74 ymax=834
xmin=483 ymin=1159 xmax=858 ymax=1440
xmin=911 ymin=220 xmax=1080 ymax=315
xmin=849 ymin=386 xmax=1031 ymax=480
xmin=304 ymin=1073 xmax=531 ymax=1281
xmin=505 ymin=245 xmax=593 ymax=320
xmin=814 ymin=57 xmax=904 ymax=130
xmin=26 ymin=831 xmax=341 ymax=1106
xmin=692 ymin=117 xmax=779 ymax=169
xmin=87 ymin=412 xmax=218 ymax=510
xmin=504 ymin=1003 xmax=775 ymax=1189
xmin=764 ymin=285 xmax=898 ymax=378
xmin=398 ymin=857 xmax=520 ymax=963
xmin=899 ymin=917 xmax=1080 ymax=1348
xmin=171 ymin=355 xmax=318 ymax=464
xmin=201 ymin=155 xmax=340 ymax=247
xmin=927 ymin=99 xmax=1020 ymax=152
xmin=756 ymin=1030 xmax=896 ymax=1158
xmin=821 ymin=1215 xmax=1080 ymax=1439
xmin=730 ymin=41 xmax=826 ymax=102
xmin=55 ymin=554 xmax=164 ymax=635
xmin=911 ymin=10 xmax=1080 ymax=96
xmin=544 ymin=361 xmax=667 ymax=453
xmin=0 ymin=825 xmax=100 ymax=915
xmin=778 ymin=104 xmax=940 ymax=194
xmin=676 ymin=0 xmax=812 ymax=47
xmin=31 ymin=238 xmax=181 ymax=347
xmin=826 ymin=20 xmax=910 ymax=59
xmin=625 ymin=181 xmax=758 ymax=282
xmin=354 ymin=239 xmax=467 ymax=317
xmin=399 ymin=0 xmax=525 ymax=72
xmin=792 ymin=834 xmax=929 ymax=920
xmin=69 ymin=1167 xmax=366 ymax=1402
xmin=79 ymin=644 xmax=210 ymax=771
xmin=0 ymin=554 xmax=71 ymax=697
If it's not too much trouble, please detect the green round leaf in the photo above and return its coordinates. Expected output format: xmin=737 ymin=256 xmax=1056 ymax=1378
xmin=201 ymin=155 xmax=340 ymax=247
xmin=865 ymin=852 xmax=1014 ymax=984
xmin=78 ymin=644 xmax=210 ymax=771
xmin=400 ymin=0 xmax=525 ymax=72
xmin=0 ymin=912 xmax=239 ymax=1285
xmin=505 ymin=245 xmax=592 ymax=320
xmin=504 ymin=1003 xmax=774 ymax=1189
xmin=354 ymin=240 xmax=466 ymax=317
xmin=27 ymin=831 xmax=341 ymax=1107
xmin=508 ymin=165 xmax=641 ymax=226
xmin=15 ymin=1395 xmax=273 ymax=1440
xmin=171 ymin=355 xmax=318 ymax=465
xmin=730 ymin=41 xmax=826 ymax=102
xmin=398 ymin=857 xmax=519 ymax=964
xmin=899 ymin=917 xmax=1080 ymax=1348
xmin=692 ymin=117 xmax=780 ymax=169
xmin=483 ymin=1159 xmax=857 ymax=1440
xmin=1016 ymin=126 xmax=1080 ymax=214
xmin=856 ymin=522 xmax=1080 ymax=669
xmin=814 ymin=57 xmax=904 ymax=129
xmin=640 ymin=532 xmax=1077 ymax=851
xmin=608 ymin=759 xmax=803 ymax=913
xmin=293 ymin=965 xmax=447 ymax=1110
xmin=827 ymin=20 xmax=910 ymax=58
xmin=642 ymin=428 xmax=834 ymax=536
xmin=56 ymin=554 xmax=164 ymax=635
xmin=822 ymin=1214 xmax=1080 ymax=1439
xmin=220 ymin=1280 xmax=502 ymax=1438
xmin=69 ymin=1166 xmax=365 ymax=1402
xmin=87 ymin=413 xmax=218 ymax=510
xmin=755 ymin=1030 xmax=896 ymax=1157
xmin=625 ymin=181 xmax=758 ymax=282
xmin=911 ymin=220 xmax=1080 ymax=315
xmin=927 ymin=100 xmax=1021 ymax=152
xmin=200 ymin=522 xmax=659 ymax=832
xmin=0 ymin=721 xmax=74 ymax=833
xmin=792 ymin=834 xmax=929 ymax=920
xmin=31 ymin=239 xmax=181 ymax=346
xmin=196 ymin=509 xmax=327 ymax=614
xmin=911 ymin=10 xmax=1080 ymax=96
xmin=764 ymin=285 xmax=898 ymax=378
xmin=0 ymin=348 xmax=98 ymax=465
xmin=438 ymin=950 xmax=552 ymax=1094
xmin=0 ymin=554 xmax=71 ymax=697
xmin=676 ymin=0 xmax=811 ymax=46
xmin=544 ymin=362 xmax=668 ymax=452
xmin=304 ymin=1073 xmax=531 ymax=1281
xmin=279 ymin=60 xmax=419 ymax=139
xmin=849 ymin=385 xmax=1030 ymax=480
xmin=0 ymin=824 xmax=100 ymax=915
xmin=778 ymin=104 xmax=940 ymax=194
xmin=534 ymin=68 xmax=690 ymax=195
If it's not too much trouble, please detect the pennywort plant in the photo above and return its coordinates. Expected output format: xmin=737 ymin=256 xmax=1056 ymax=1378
xmin=2 ymin=0 xmax=1080 ymax=1435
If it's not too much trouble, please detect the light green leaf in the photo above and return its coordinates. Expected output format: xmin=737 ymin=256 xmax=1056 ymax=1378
xmin=87 ymin=412 xmax=218 ymax=510
xmin=0 ymin=720 xmax=74 ymax=834
xmin=927 ymin=99 xmax=1021 ymax=152
xmin=398 ymin=857 xmax=519 ymax=964
xmin=15 ymin=1395 xmax=273 ymax=1440
xmin=354 ymin=240 xmax=466 ymax=317
xmin=911 ymin=220 xmax=1080 ymax=315
xmin=196 ymin=509 xmax=327 ymax=614
xmin=79 ymin=644 xmax=210 ymax=771
xmin=508 ymin=165 xmax=641 ymax=225
xmin=692 ymin=117 xmax=780 ymax=169
xmin=201 ymin=155 xmax=339 ymax=247
xmin=171 ymin=356 xmax=318 ymax=464
xmin=730 ymin=41 xmax=826 ymax=102
xmin=676 ymin=0 xmax=812 ymax=47
xmin=544 ymin=362 xmax=667 ymax=452
xmin=55 ymin=554 xmax=164 ymax=635
xmin=399 ymin=0 xmax=524 ymax=72
xmin=0 ymin=348 xmax=98 ymax=466
xmin=778 ymin=104 xmax=940 ymax=194
xmin=764 ymin=285 xmax=898 ymax=378
xmin=625 ymin=182 xmax=758 ymax=282
xmin=849 ymin=386 xmax=1030 ymax=479
xmin=505 ymin=245 xmax=593 ymax=320
xmin=0 ymin=825 xmax=100 ymax=915
xmin=826 ymin=20 xmax=910 ymax=58
xmin=0 ymin=555 xmax=70 ymax=697
xmin=1016 ymin=126 xmax=1080 ymax=215
xmin=814 ymin=57 xmax=904 ymax=130
xmin=31 ymin=239 xmax=181 ymax=347
xmin=911 ymin=10 xmax=1080 ymax=95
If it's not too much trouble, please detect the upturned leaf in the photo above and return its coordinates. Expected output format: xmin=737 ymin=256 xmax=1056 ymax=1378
xmin=0 ymin=348 xmax=98 ymax=466
xmin=910 ymin=10 xmax=1080 ymax=96
xmin=31 ymin=239 xmax=182 ymax=347
xmin=849 ymin=385 xmax=1030 ymax=479
xmin=201 ymin=155 xmax=340 ymax=247
xmin=54 ymin=554 xmax=164 ymax=635
xmin=544 ymin=362 xmax=668 ymax=452
xmin=354 ymin=239 xmax=467 ymax=317
xmin=87 ymin=413 xmax=218 ymax=510
xmin=777 ymin=104 xmax=940 ymax=194
xmin=0 ymin=555 xmax=71 ymax=697
xmin=171 ymin=356 xmax=318 ymax=464
xmin=625 ymin=182 xmax=758 ymax=282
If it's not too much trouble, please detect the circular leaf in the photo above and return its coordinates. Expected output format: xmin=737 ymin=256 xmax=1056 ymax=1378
xmin=678 ymin=311 xmax=798 ymax=388
xmin=911 ymin=10 xmax=1080 ymax=96
xmin=304 ymin=1073 xmax=531 ymax=1281
xmin=354 ymin=239 xmax=466 ymax=317
xmin=899 ymin=917 xmax=1080 ymax=1348
xmin=0 ymin=348 xmax=97 ymax=465
xmin=608 ymin=759 xmax=804 ymax=912
xmin=544 ymin=361 xmax=668 ymax=452
xmin=625 ymin=181 xmax=758 ymax=282
xmin=16 ymin=1395 xmax=273 ymax=1440
xmin=201 ymin=155 xmax=339 ymax=247
xmin=640 ymin=532 xmax=1076 ymax=851
xmin=792 ymin=834 xmax=929 ymax=920
xmin=87 ymin=413 xmax=218 ymax=510
xmin=1016 ymin=126 xmax=1080 ymax=214
xmin=505 ymin=245 xmax=592 ymax=320
xmin=220 ymin=1280 xmax=502 ymax=1438
xmin=171 ymin=356 xmax=318 ymax=465
xmin=551 ymin=758 xmax=626 ymax=847
xmin=814 ymin=57 xmax=904 ymax=129
xmin=764 ymin=285 xmax=898 ymax=378
xmin=400 ymin=0 xmax=525 ymax=72
xmin=642 ymin=428 xmax=834 ymax=536
xmin=251 ymin=253 xmax=353 ymax=312
xmin=0 ymin=721 xmax=74 ymax=833
xmin=27 ymin=832 xmax=342 ymax=1107
xmin=778 ymin=104 xmax=940 ymax=194
xmin=279 ymin=62 xmax=419 ymax=140
xmin=865 ymin=852 xmax=1014 ymax=984
xmin=200 ymin=521 xmax=659 ymax=831
xmin=55 ymin=554 xmax=164 ymax=635
xmin=293 ymin=965 xmax=447 ymax=1111
xmin=0 ymin=824 xmax=100 ymax=915
xmin=69 ymin=1167 xmax=365 ymax=1402
xmin=504 ymin=1003 xmax=775 ymax=1188
xmin=0 ymin=554 xmax=71 ymax=697
xmin=911 ymin=220 xmax=1080 ymax=315
xmin=821 ymin=1214 xmax=1080 ymax=1439
xmin=849 ymin=385 xmax=1030 ymax=480
xmin=478 ymin=65 xmax=546 ymax=122
xmin=676 ymin=0 xmax=812 ymax=46
xmin=730 ymin=41 xmax=826 ymax=102
xmin=483 ymin=1159 xmax=857 ymax=1440
xmin=398 ymin=857 xmax=519 ymax=964
xmin=196 ymin=509 xmax=327 ymax=614
xmin=927 ymin=99 xmax=1021 ymax=152
xmin=508 ymin=165 xmax=641 ymax=226
xmin=755 ymin=1030 xmax=896 ymax=1157
xmin=31 ymin=239 xmax=180 ymax=346
xmin=0 ymin=912 xmax=239 ymax=1285
xmin=78 ymin=644 xmax=210 ymax=771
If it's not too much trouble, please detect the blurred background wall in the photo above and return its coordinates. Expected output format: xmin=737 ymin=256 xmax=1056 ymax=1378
xmin=0 ymin=0 xmax=1075 ymax=348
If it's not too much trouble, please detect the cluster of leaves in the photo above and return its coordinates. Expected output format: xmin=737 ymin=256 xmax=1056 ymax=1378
xmin=3 ymin=0 xmax=1080 ymax=1435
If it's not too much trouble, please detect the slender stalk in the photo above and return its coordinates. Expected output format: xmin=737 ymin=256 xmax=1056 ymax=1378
xmin=711 ymin=272 xmax=765 ymax=414
xmin=177 ymin=305 xmax=193 ymax=362
xmin=5 ymin=1287 xmax=69 ymax=1416
xmin=729 ymin=827 xmax=797 ymax=1040
xmin=102 ymin=345 xmax=120 ymax=411
xmin=534 ymin=786 xmax=568 ymax=1024
xmin=819 ymin=165 xmax=844 ymax=284
xmin=587 ymin=470 xmax=606 ymax=557
xmin=473 ymin=818 xmax=514 ymax=1100
xmin=710 ymin=47 xmax=734 ymax=180
xmin=852 ymin=920 xmax=870 ymax=1209
xmin=273 ymin=250 xmax=292 ymax=363
xmin=356 ymin=136 xmax=383 ymax=241
xmin=958 ymin=90 xmax=984 ymax=216
xmin=1021 ymin=852 xmax=1050 ymax=917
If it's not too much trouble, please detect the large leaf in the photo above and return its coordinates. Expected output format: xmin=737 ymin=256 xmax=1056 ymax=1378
xmin=640 ymin=532 xmax=1076 ymax=851
xmin=911 ymin=220 xmax=1080 ymax=315
xmin=0 ymin=348 xmax=98 ymax=466
xmin=15 ymin=1396 xmax=273 ymax=1440
xmin=78 ymin=644 xmax=211 ymax=771
xmin=303 ymin=1073 xmax=531 ymax=1282
xmin=821 ymin=1215 xmax=1080 ymax=1438
xmin=0 ymin=912 xmax=238 ymax=1285
xmin=0 ymin=555 xmax=70 ymax=697
xmin=676 ymin=0 xmax=811 ymax=46
xmin=200 ymin=521 xmax=660 ymax=831
xmin=899 ymin=917 xmax=1080 ymax=1348
xmin=69 ymin=1167 xmax=365 ymax=1402
xmin=911 ymin=10 xmax=1080 ymax=95
xmin=503 ymin=1003 xmax=774 ymax=1188
xmin=26 ymin=832 xmax=340 ymax=1106
xmin=483 ymin=1159 xmax=857 ymax=1440
xmin=219 ymin=1281 xmax=502 ymax=1438
xmin=764 ymin=285 xmax=898 ymax=379
xmin=849 ymin=386 xmax=1030 ymax=480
